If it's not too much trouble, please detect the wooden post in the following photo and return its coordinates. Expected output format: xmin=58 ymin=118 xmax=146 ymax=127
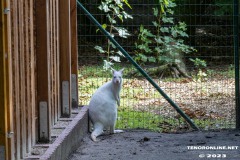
xmin=59 ymin=0 xmax=72 ymax=117
xmin=0 ymin=0 xmax=13 ymax=159
xmin=70 ymin=0 xmax=79 ymax=108
xmin=35 ymin=0 xmax=51 ymax=142
xmin=0 ymin=0 xmax=7 ymax=157
xmin=29 ymin=0 xmax=36 ymax=148
xmin=11 ymin=0 xmax=21 ymax=158
xmin=55 ymin=0 xmax=61 ymax=120
xmin=18 ymin=0 xmax=27 ymax=155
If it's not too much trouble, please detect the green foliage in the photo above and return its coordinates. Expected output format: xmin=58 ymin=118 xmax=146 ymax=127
xmin=194 ymin=69 xmax=208 ymax=83
xmin=190 ymin=58 xmax=207 ymax=68
xmin=94 ymin=0 xmax=133 ymax=70
xmin=134 ymin=0 xmax=196 ymax=66
xmin=190 ymin=58 xmax=207 ymax=83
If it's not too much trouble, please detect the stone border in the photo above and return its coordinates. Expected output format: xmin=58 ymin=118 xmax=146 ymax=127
xmin=26 ymin=106 xmax=88 ymax=160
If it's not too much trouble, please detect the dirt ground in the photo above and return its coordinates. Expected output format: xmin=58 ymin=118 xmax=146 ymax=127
xmin=68 ymin=129 xmax=240 ymax=160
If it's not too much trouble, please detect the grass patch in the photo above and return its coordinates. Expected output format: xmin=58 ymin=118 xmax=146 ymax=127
xmin=116 ymin=108 xmax=181 ymax=132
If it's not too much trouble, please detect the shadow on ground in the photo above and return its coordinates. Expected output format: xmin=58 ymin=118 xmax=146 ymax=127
xmin=68 ymin=129 xmax=240 ymax=160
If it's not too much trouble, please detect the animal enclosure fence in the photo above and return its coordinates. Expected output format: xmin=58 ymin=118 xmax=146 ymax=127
xmin=0 ymin=0 xmax=78 ymax=159
xmin=77 ymin=1 xmax=238 ymax=132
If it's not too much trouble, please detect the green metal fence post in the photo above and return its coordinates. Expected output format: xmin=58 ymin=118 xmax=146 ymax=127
xmin=77 ymin=1 xmax=199 ymax=130
xmin=234 ymin=0 xmax=240 ymax=129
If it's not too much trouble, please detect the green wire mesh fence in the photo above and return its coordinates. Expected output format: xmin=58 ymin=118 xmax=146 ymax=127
xmin=77 ymin=0 xmax=236 ymax=132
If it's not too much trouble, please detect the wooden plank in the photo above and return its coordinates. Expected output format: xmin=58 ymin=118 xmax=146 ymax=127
xmin=59 ymin=0 xmax=72 ymax=117
xmin=18 ymin=0 xmax=27 ymax=156
xmin=0 ymin=0 xmax=6 ymax=153
xmin=52 ymin=0 xmax=61 ymax=123
xmin=49 ymin=0 xmax=54 ymax=126
xmin=35 ymin=0 xmax=51 ymax=142
xmin=24 ymin=0 xmax=32 ymax=154
xmin=52 ymin=0 xmax=58 ymax=124
xmin=70 ymin=0 xmax=78 ymax=108
xmin=4 ymin=0 xmax=14 ymax=159
xmin=53 ymin=0 xmax=58 ymax=124
xmin=0 ymin=0 xmax=14 ymax=159
xmin=55 ymin=0 xmax=61 ymax=120
xmin=29 ymin=0 xmax=36 ymax=148
xmin=11 ymin=0 xmax=21 ymax=158
xmin=56 ymin=0 xmax=62 ymax=119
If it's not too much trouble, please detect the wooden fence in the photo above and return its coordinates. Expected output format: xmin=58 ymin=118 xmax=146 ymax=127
xmin=0 ymin=0 xmax=78 ymax=159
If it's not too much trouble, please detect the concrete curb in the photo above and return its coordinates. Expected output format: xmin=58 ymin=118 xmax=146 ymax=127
xmin=26 ymin=106 xmax=88 ymax=160
xmin=40 ymin=106 xmax=88 ymax=160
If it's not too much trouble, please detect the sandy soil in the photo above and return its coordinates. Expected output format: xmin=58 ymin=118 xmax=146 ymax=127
xmin=68 ymin=129 xmax=240 ymax=160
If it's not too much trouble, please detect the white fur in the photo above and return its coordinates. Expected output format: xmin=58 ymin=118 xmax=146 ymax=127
xmin=89 ymin=69 xmax=124 ymax=141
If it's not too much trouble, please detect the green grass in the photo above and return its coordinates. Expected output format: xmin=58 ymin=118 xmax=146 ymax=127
xmin=116 ymin=108 xmax=181 ymax=132
xmin=116 ymin=108 xmax=231 ymax=132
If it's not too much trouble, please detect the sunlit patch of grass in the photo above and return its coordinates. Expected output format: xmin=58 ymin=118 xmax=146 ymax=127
xmin=116 ymin=108 xmax=181 ymax=132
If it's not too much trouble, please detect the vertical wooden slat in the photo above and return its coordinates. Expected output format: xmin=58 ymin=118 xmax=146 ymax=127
xmin=18 ymin=0 xmax=27 ymax=156
xmin=53 ymin=0 xmax=60 ymax=123
xmin=52 ymin=0 xmax=56 ymax=124
xmin=11 ymin=0 xmax=21 ymax=158
xmin=29 ymin=0 xmax=36 ymax=148
xmin=0 ymin=1 xmax=6 ymax=159
xmin=54 ymin=0 xmax=61 ymax=119
xmin=49 ymin=0 xmax=54 ymax=126
xmin=5 ymin=0 xmax=13 ymax=158
xmin=59 ymin=0 xmax=72 ymax=117
xmin=0 ymin=3 xmax=6 ymax=155
xmin=0 ymin=19 xmax=5 ymax=158
xmin=0 ymin=0 xmax=6 ymax=147
xmin=24 ymin=0 xmax=32 ymax=153
xmin=70 ymin=0 xmax=78 ymax=108
xmin=0 ymin=0 xmax=13 ymax=159
xmin=56 ymin=0 xmax=61 ymax=120
xmin=35 ymin=0 xmax=51 ymax=142
xmin=53 ymin=0 xmax=58 ymax=124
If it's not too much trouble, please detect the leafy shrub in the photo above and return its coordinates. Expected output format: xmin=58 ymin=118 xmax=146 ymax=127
xmin=134 ymin=0 xmax=196 ymax=77
xmin=94 ymin=0 xmax=132 ymax=70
